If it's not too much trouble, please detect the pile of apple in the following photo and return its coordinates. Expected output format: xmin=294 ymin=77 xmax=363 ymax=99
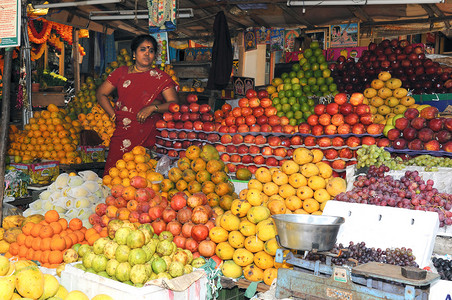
xmin=298 ymin=92 xmax=384 ymax=136
xmin=330 ymin=39 xmax=452 ymax=95
xmin=156 ymin=130 xmax=220 ymax=158
xmin=383 ymin=106 xmax=452 ymax=152
xmin=214 ymin=89 xmax=298 ymax=135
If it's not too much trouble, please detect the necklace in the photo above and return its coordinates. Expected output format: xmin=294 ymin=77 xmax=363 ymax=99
xmin=134 ymin=65 xmax=151 ymax=73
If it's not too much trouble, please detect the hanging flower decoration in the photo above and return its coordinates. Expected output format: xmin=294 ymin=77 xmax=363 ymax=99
xmin=47 ymin=33 xmax=63 ymax=53
xmin=30 ymin=43 xmax=46 ymax=61
xmin=28 ymin=19 xmax=52 ymax=44
xmin=79 ymin=29 xmax=89 ymax=38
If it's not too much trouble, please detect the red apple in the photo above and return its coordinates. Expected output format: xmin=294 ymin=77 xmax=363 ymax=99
xmin=352 ymin=124 xmax=365 ymax=135
xmin=418 ymin=128 xmax=434 ymax=142
xmin=337 ymin=124 xmax=351 ymax=135
xmin=268 ymin=136 xmax=282 ymax=146
xmin=237 ymin=144 xmax=249 ymax=154
xmin=428 ymin=118 xmax=444 ymax=132
xmin=242 ymin=155 xmax=253 ymax=164
xmin=360 ymin=113 xmax=373 ymax=125
xmin=334 ymin=93 xmax=348 ymax=105
xmin=346 ymin=136 xmax=361 ymax=147
xmin=326 ymin=103 xmax=339 ymax=116
xmin=220 ymin=153 xmax=230 ymax=161
xmin=317 ymin=137 xmax=332 ymax=147
xmin=250 ymin=124 xmax=261 ymax=132
xmin=361 ymin=136 xmax=376 ymax=145
xmin=246 ymin=89 xmax=258 ymax=100
xmin=193 ymin=121 xmax=203 ymax=130
xmin=257 ymin=90 xmax=269 ymax=99
xmin=260 ymin=98 xmax=272 ymax=108
xmin=404 ymin=108 xmax=419 ymax=120
xmin=221 ymin=134 xmax=232 ymax=144
xmin=227 ymin=163 xmax=237 ymax=173
xmin=163 ymin=112 xmax=173 ymax=121
xmin=307 ymin=115 xmax=319 ymax=126
xmin=238 ymin=97 xmax=249 ymax=108
xmin=274 ymin=147 xmax=288 ymax=158
xmin=411 ymin=117 xmax=426 ymax=130
xmin=424 ymin=140 xmax=440 ymax=151
xmin=290 ymin=135 xmax=303 ymax=145
xmin=332 ymin=136 xmax=345 ymax=147
xmin=186 ymin=94 xmax=198 ymax=103
xmin=168 ymin=102 xmax=180 ymax=113
xmin=230 ymin=154 xmax=241 ymax=163
xmin=324 ymin=149 xmax=338 ymax=160
xmin=442 ymin=141 xmax=452 ymax=152
xmin=331 ymin=114 xmax=344 ymax=127
xmin=349 ymin=93 xmax=364 ymax=106
xmin=394 ymin=117 xmax=409 ymax=131
xmin=345 ymin=113 xmax=359 ymax=126
xmin=248 ymin=97 xmax=261 ymax=108
xmin=180 ymin=104 xmax=189 ymax=113
xmin=403 ymin=127 xmax=417 ymax=141
xmin=311 ymin=125 xmax=324 ymax=136
xmin=265 ymin=157 xmax=279 ymax=167
xmin=324 ymin=124 xmax=337 ymax=135
xmin=253 ymin=155 xmax=265 ymax=165
xmin=338 ymin=148 xmax=353 ymax=159
xmin=331 ymin=159 xmax=346 ymax=170
xmin=183 ymin=121 xmax=193 ymax=130
xmin=189 ymin=103 xmax=200 ymax=113
xmin=314 ymin=104 xmax=326 ymax=116
xmin=318 ymin=114 xmax=331 ymax=126
xmin=298 ymin=123 xmax=311 ymax=134
xmin=249 ymin=145 xmax=260 ymax=154
xmin=408 ymin=139 xmax=424 ymax=150
xmin=253 ymin=107 xmax=265 ymax=118
xmin=367 ymin=123 xmax=383 ymax=135
xmin=172 ymin=112 xmax=182 ymax=121
xmin=237 ymin=124 xmax=249 ymax=133
xmin=255 ymin=135 xmax=267 ymax=145
xmin=377 ymin=138 xmax=390 ymax=148
xmin=304 ymin=136 xmax=317 ymax=146
xmin=445 ymin=118 xmax=452 ymax=132
xmin=355 ymin=104 xmax=371 ymax=116
xmin=339 ymin=103 xmax=354 ymax=116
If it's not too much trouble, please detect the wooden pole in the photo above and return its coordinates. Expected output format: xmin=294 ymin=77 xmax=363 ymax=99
xmin=0 ymin=48 xmax=13 ymax=225
xmin=72 ymin=28 xmax=80 ymax=93
xmin=59 ymin=45 xmax=65 ymax=77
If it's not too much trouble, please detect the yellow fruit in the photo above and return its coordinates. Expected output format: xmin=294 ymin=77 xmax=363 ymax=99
xmin=230 ymin=199 xmax=252 ymax=218
xmin=378 ymin=71 xmax=391 ymax=81
xmin=314 ymin=189 xmax=331 ymax=203
xmin=303 ymin=198 xmax=320 ymax=214
xmin=4 ymin=227 xmax=22 ymax=243
xmin=0 ymin=228 xmax=4 ymax=240
xmin=292 ymin=148 xmax=313 ymax=165
xmin=15 ymin=266 xmax=44 ymax=299
xmin=264 ymin=238 xmax=278 ymax=256
xmin=92 ymin=295 xmax=114 ymax=300
xmin=263 ymin=182 xmax=279 ymax=196
xmin=38 ymin=274 xmax=59 ymax=300
xmin=326 ymin=177 xmax=347 ymax=197
xmin=221 ymin=260 xmax=243 ymax=278
xmin=400 ymin=96 xmax=415 ymax=106
xmin=288 ymin=173 xmax=307 ymax=188
xmin=256 ymin=219 xmax=277 ymax=241
xmin=377 ymin=88 xmax=393 ymax=99
xmin=239 ymin=220 xmax=256 ymax=237
xmin=363 ymin=88 xmax=377 ymax=98
xmin=393 ymin=87 xmax=408 ymax=99
xmin=310 ymin=149 xmax=323 ymax=163
xmin=0 ymin=240 xmax=10 ymax=254
xmin=220 ymin=211 xmax=241 ymax=231
xmin=263 ymin=268 xmax=278 ymax=286
xmin=316 ymin=162 xmax=333 ymax=179
xmin=307 ymin=176 xmax=326 ymax=190
xmin=285 ymin=195 xmax=303 ymax=211
xmin=228 ymin=231 xmax=245 ymax=248
xmin=0 ymin=255 xmax=11 ymax=276
xmin=267 ymin=199 xmax=286 ymax=215
xmin=65 ymin=290 xmax=90 ymax=300
xmin=0 ymin=275 xmax=15 ymax=300
xmin=254 ymin=251 xmax=274 ymax=269
xmin=300 ymin=163 xmax=320 ymax=178
xmin=370 ymin=96 xmax=384 ymax=107
xmin=385 ymin=78 xmax=402 ymax=89
xmin=247 ymin=179 xmax=263 ymax=191
xmin=280 ymin=160 xmax=299 ymax=175
xmin=247 ymin=206 xmax=271 ymax=224
xmin=393 ymin=105 xmax=407 ymax=115
xmin=254 ymin=167 xmax=272 ymax=183
xmin=209 ymin=227 xmax=229 ymax=243
xmin=2 ymin=215 xmax=25 ymax=229
xmin=216 ymin=242 xmax=235 ymax=260
xmin=272 ymin=171 xmax=289 ymax=186
xmin=243 ymin=264 xmax=264 ymax=282
xmin=246 ymin=189 xmax=264 ymax=206
xmin=278 ymin=184 xmax=296 ymax=198
xmin=244 ymin=235 xmax=265 ymax=253
xmin=297 ymin=185 xmax=314 ymax=200
xmin=55 ymin=285 xmax=69 ymax=299
xmin=370 ymin=79 xmax=384 ymax=90
xmin=233 ymin=248 xmax=254 ymax=267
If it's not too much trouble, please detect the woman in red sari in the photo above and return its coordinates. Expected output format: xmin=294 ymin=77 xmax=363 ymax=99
xmin=97 ymin=35 xmax=178 ymax=176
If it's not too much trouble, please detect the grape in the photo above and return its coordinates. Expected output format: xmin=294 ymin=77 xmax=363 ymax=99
xmin=335 ymin=165 xmax=452 ymax=227
xmin=432 ymin=257 xmax=452 ymax=281
xmin=306 ymin=241 xmax=418 ymax=268
xmin=356 ymin=145 xmax=405 ymax=170
xmin=405 ymin=154 xmax=452 ymax=170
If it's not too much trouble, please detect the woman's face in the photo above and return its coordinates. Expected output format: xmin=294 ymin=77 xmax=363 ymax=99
xmin=135 ymin=40 xmax=155 ymax=67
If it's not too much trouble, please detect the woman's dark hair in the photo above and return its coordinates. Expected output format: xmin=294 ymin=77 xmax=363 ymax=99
xmin=131 ymin=35 xmax=158 ymax=55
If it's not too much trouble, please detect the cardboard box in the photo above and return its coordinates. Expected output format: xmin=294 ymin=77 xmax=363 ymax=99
xmin=79 ymin=146 xmax=106 ymax=163
xmin=9 ymin=161 xmax=59 ymax=184
xmin=32 ymin=92 xmax=66 ymax=107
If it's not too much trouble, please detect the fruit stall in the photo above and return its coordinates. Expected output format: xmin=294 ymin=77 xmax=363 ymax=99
xmin=3 ymin=2 xmax=452 ymax=300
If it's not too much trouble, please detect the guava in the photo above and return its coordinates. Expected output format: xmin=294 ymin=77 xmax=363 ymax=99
xmin=93 ymin=237 xmax=110 ymax=254
xmin=139 ymin=229 xmax=152 ymax=244
xmin=127 ymin=230 xmax=146 ymax=249
xmin=123 ymin=280 xmax=133 ymax=285
xmin=184 ymin=264 xmax=193 ymax=275
xmin=121 ymin=220 xmax=136 ymax=230
xmin=86 ymin=267 xmax=96 ymax=274
xmin=149 ymin=272 xmax=158 ymax=280
xmin=63 ymin=249 xmax=79 ymax=263
xmin=92 ymin=254 xmax=108 ymax=273
xmin=156 ymin=240 xmax=173 ymax=256
xmin=151 ymin=257 xmax=167 ymax=274
xmin=106 ymin=259 xmax=120 ymax=277
xmin=128 ymin=248 xmax=147 ymax=266
xmin=83 ymin=251 xmax=96 ymax=269
xmin=142 ymin=243 xmax=155 ymax=261
xmin=183 ymin=249 xmax=193 ymax=265
xmin=162 ymin=256 xmax=173 ymax=271
xmin=72 ymin=243 xmax=81 ymax=253
xmin=173 ymin=249 xmax=189 ymax=265
xmin=114 ymin=227 xmax=132 ymax=245
xmin=144 ymin=263 xmax=153 ymax=278
xmin=115 ymin=245 xmax=131 ymax=263
xmin=108 ymin=219 xmax=124 ymax=239
xmin=115 ymin=262 xmax=132 ymax=282
xmin=157 ymin=272 xmax=172 ymax=279
xmin=74 ymin=263 xmax=86 ymax=271
xmin=97 ymin=271 xmax=110 ymax=278
xmin=168 ymin=261 xmax=184 ymax=278
xmin=153 ymin=233 xmax=158 ymax=239
xmin=159 ymin=231 xmax=174 ymax=242
xmin=130 ymin=264 xmax=149 ymax=285
xmin=103 ymin=241 xmax=119 ymax=260
xmin=138 ymin=223 xmax=154 ymax=236
xmin=191 ymin=257 xmax=206 ymax=268
xmin=147 ymin=238 xmax=159 ymax=252
xmin=78 ymin=244 xmax=92 ymax=258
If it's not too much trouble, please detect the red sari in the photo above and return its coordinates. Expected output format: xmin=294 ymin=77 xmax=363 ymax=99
xmin=103 ymin=66 xmax=177 ymax=176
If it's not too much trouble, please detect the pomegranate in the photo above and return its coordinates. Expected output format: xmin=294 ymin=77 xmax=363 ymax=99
xmin=185 ymin=238 xmax=199 ymax=252
xmin=162 ymin=207 xmax=177 ymax=223
xmin=152 ymin=219 xmax=166 ymax=235
xmin=191 ymin=224 xmax=209 ymax=242
xmin=173 ymin=235 xmax=186 ymax=249
xmin=148 ymin=206 xmax=164 ymax=221
xmin=166 ymin=220 xmax=182 ymax=236
xmin=182 ymin=222 xmax=194 ymax=238
xmin=186 ymin=193 xmax=207 ymax=208
xmin=198 ymin=240 xmax=216 ymax=258
xmin=171 ymin=192 xmax=187 ymax=211
xmin=160 ymin=197 xmax=168 ymax=208
xmin=191 ymin=207 xmax=209 ymax=224
xmin=205 ymin=220 xmax=215 ymax=231
xmin=177 ymin=207 xmax=192 ymax=223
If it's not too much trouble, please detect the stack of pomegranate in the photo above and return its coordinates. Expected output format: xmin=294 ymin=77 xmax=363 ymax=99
xmin=330 ymin=39 xmax=452 ymax=95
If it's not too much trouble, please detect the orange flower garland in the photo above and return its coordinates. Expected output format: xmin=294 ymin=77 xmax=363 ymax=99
xmin=30 ymin=43 xmax=46 ymax=61
xmin=28 ymin=19 xmax=52 ymax=44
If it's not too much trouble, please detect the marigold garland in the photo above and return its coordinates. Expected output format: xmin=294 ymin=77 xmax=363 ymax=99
xmin=30 ymin=43 xmax=46 ymax=61
xmin=28 ymin=19 xmax=52 ymax=44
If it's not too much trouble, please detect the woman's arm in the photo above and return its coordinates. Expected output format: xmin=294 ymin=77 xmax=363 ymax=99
xmin=137 ymin=86 xmax=179 ymax=123
xmin=96 ymin=81 xmax=116 ymax=119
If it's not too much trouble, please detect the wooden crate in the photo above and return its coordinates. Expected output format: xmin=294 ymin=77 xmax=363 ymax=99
xmin=32 ymin=92 xmax=66 ymax=107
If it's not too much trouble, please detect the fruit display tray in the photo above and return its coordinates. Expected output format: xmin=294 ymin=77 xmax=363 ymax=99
xmin=322 ymin=200 xmax=439 ymax=268
xmin=384 ymin=147 xmax=452 ymax=157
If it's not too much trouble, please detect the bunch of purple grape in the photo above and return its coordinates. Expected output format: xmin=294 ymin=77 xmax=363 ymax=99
xmin=334 ymin=165 xmax=452 ymax=227
xmin=432 ymin=257 xmax=452 ymax=281
xmin=305 ymin=241 xmax=418 ymax=267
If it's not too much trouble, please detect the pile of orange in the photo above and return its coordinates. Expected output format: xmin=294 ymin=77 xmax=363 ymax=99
xmin=5 ymin=210 xmax=87 ymax=268
xmin=7 ymin=104 xmax=83 ymax=164
xmin=78 ymin=104 xmax=116 ymax=147
xmin=102 ymin=145 xmax=160 ymax=189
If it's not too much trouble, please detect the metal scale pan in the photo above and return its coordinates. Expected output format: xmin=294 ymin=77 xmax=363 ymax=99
xmin=272 ymin=214 xmax=440 ymax=299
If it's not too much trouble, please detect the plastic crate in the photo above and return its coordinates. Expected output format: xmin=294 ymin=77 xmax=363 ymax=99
xmin=218 ymin=286 xmax=247 ymax=300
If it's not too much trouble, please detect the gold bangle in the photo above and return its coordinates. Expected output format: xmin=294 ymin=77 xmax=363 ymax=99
xmin=154 ymin=104 xmax=159 ymax=112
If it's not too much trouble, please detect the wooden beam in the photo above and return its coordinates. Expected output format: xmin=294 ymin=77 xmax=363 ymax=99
xmin=424 ymin=3 xmax=450 ymax=29
xmin=72 ymin=28 xmax=81 ymax=93
xmin=361 ymin=15 xmax=452 ymax=27
xmin=348 ymin=6 xmax=373 ymax=23
xmin=277 ymin=3 xmax=314 ymax=29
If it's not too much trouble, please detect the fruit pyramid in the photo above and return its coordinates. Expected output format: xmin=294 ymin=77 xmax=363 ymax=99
xmin=66 ymin=76 xmax=99 ymax=120
xmin=102 ymin=145 xmax=159 ymax=189
xmin=363 ymin=71 xmax=417 ymax=125
xmin=78 ymin=103 xmax=116 ymax=147
xmin=7 ymin=104 xmax=82 ymax=164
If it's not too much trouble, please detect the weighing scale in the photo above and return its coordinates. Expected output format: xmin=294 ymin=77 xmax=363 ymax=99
xmin=272 ymin=211 xmax=441 ymax=300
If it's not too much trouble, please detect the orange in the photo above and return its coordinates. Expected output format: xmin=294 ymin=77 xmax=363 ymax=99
xmin=33 ymin=250 xmax=42 ymax=262
xmin=24 ymin=235 xmax=34 ymax=248
xmin=16 ymin=233 xmax=26 ymax=245
xmin=50 ymin=221 xmax=63 ymax=234
xmin=126 ymin=161 xmax=136 ymax=170
xmin=30 ymin=224 xmax=43 ymax=238
xmin=69 ymin=218 xmax=83 ymax=231
xmin=48 ymin=103 xmax=59 ymax=112
xmin=115 ymin=160 xmax=126 ymax=170
xmin=9 ymin=242 xmax=20 ymax=256
xmin=32 ymin=237 xmax=42 ymax=251
xmin=87 ymin=233 xmax=101 ymax=246
xmin=122 ymin=152 xmax=134 ymax=162
xmin=18 ymin=245 xmax=28 ymax=258
xmin=60 ymin=230 xmax=68 ymax=237
xmin=63 ymin=236 xmax=73 ymax=248
xmin=41 ymin=250 xmax=51 ymax=264
xmin=48 ymin=250 xmax=63 ymax=264
xmin=80 ymin=227 xmax=87 ymax=234
xmin=41 ymin=237 xmax=52 ymax=251
xmin=50 ymin=236 xmax=66 ymax=251
xmin=74 ymin=230 xmax=85 ymax=243
xmin=100 ymin=228 xmax=108 ymax=238
xmin=39 ymin=220 xmax=49 ymax=226
xmin=84 ymin=228 xmax=97 ymax=240
xmin=132 ymin=146 xmax=146 ymax=156
xmin=39 ymin=225 xmax=55 ymax=238
xmin=58 ymin=218 xmax=68 ymax=229
xmin=26 ymin=248 xmax=35 ymax=260
xmin=45 ymin=210 xmax=60 ymax=223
